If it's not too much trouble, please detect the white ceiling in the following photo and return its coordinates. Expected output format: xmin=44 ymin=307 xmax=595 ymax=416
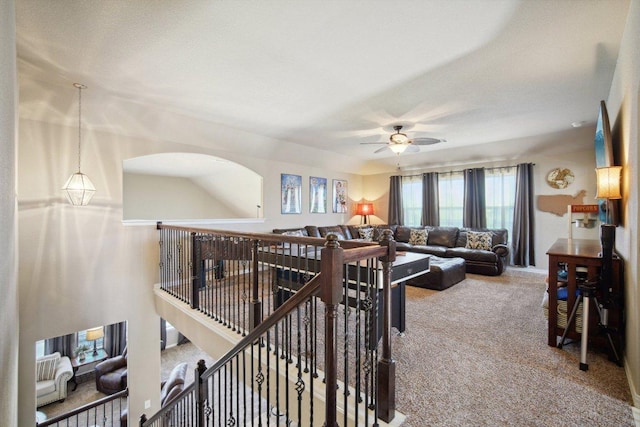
xmin=15 ymin=0 xmax=630 ymax=174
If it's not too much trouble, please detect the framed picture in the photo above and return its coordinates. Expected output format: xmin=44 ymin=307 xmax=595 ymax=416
xmin=332 ymin=179 xmax=348 ymax=213
xmin=281 ymin=174 xmax=302 ymax=214
xmin=309 ymin=176 xmax=327 ymax=213
xmin=594 ymin=100 xmax=617 ymax=223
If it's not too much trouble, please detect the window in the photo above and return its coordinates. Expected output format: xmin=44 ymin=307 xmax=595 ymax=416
xmin=401 ymin=175 xmax=422 ymax=226
xmin=485 ymin=167 xmax=516 ymax=238
xmin=78 ymin=328 xmax=104 ymax=353
xmin=35 ymin=340 xmax=45 ymax=358
xmin=399 ymin=167 xmax=516 ymax=232
xmin=438 ymin=171 xmax=464 ymax=227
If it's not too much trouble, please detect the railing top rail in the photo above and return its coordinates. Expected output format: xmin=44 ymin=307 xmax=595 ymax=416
xmin=157 ymin=222 xmax=382 ymax=249
xmin=37 ymin=388 xmax=128 ymax=427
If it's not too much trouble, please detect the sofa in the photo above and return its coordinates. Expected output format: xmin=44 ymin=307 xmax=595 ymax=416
xmin=273 ymin=224 xmax=509 ymax=276
xmin=36 ymin=352 xmax=73 ymax=407
xmin=95 ymin=347 xmax=127 ymax=395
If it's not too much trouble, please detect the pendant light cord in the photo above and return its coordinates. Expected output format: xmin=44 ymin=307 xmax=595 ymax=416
xmin=77 ymin=84 xmax=82 ymax=173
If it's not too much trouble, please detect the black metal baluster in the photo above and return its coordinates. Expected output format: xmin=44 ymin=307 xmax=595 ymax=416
xmin=343 ymin=265 xmax=350 ymax=427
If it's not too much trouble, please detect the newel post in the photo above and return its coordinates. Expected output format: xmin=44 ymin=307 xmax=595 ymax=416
xmin=195 ymin=359 xmax=208 ymax=427
xmin=378 ymin=229 xmax=397 ymax=422
xmin=320 ymin=234 xmax=344 ymax=427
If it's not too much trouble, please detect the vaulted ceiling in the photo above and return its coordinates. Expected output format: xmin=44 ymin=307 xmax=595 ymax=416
xmin=16 ymin=0 xmax=630 ymax=174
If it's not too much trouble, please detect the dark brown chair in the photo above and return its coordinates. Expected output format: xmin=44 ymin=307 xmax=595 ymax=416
xmin=95 ymin=347 xmax=127 ymax=395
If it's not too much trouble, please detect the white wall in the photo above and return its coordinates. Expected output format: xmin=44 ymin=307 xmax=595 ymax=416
xmin=124 ymin=173 xmax=239 ymax=220
xmin=16 ymin=117 xmax=363 ymax=425
xmin=606 ymin=0 xmax=640 ymax=407
xmin=0 ymin=1 xmax=18 ymax=426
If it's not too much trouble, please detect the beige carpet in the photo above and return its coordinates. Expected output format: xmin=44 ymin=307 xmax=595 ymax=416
xmin=393 ymin=267 xmax=633 ymax=426
xmin=39 ymin=267 xmax=634 ymax=426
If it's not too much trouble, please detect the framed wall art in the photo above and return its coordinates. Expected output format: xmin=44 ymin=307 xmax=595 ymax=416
xmin=332 ymin=179 xmax=347 ymax=213
xmin=594 ymin=100 xmax=618 ymax=223
xmin=281 ymin=174 xmax=302 ymax=214
xmin=309 ymin=176 xmax=327 ymax=213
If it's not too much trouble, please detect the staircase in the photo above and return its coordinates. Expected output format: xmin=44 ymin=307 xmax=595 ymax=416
xmin=145 ymin=224 xmax=405 ymax=426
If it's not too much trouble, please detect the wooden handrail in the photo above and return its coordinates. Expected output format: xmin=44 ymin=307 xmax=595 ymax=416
xmin=157 ymin=221 xmax=380 ymax=249
xmin=37 ymin=388 xmax=128 ymax=427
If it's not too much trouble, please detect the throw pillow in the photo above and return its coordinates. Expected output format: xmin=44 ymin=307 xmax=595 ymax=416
xmin=465 ymin=231 xmax=493 ymax=250
xmin=282 ymin=230 xmax=305 ymax=237
xmin=36 ymin=353 xmax=60 ymax=381
xmin=358 ymin=227 xmax=374 ymax=242
xmin=408 ymin=228 xmax=428 ymax=246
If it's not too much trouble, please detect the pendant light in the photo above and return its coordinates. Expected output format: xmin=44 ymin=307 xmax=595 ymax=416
xmin=62 ymin=83 xmax=95 ymax=206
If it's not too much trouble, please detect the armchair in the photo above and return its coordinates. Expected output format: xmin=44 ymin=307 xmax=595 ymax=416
xmin=95 ymin=347 xmax=128 ymax=395
xmin=36 ymin=352 xmax=73 ymax=407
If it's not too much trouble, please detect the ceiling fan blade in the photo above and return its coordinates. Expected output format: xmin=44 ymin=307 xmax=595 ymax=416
xmin=410 ymin=137 xmax=446 ymax=145
xmin=359 ymin=142 xmax=387 ymax=145
xmin=374 ymin=146 xmax=390 ymax=153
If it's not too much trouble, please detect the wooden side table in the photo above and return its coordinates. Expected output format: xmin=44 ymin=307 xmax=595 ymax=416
xmin=70 ymin=348 xmax=109 ymax=391
xmin=546 ymin=238 xmax=623 ymax=350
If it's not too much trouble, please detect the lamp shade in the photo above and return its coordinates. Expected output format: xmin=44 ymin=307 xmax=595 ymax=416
xmin=62 ymin=172 xmax=96 ymax=206
xmin=389 ymin=143 xmax=408 ymax=154
xmin=595 ymin=166 xmax=622 ymax=200
xmin=86 ymin=326 xmax=104 ymax=341
xmin=355 ymin=202 xmax=374 ymax=216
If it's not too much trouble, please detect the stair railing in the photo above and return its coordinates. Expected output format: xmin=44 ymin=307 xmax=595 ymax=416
xmin=152 ymin=224 xmax=397 ymax=426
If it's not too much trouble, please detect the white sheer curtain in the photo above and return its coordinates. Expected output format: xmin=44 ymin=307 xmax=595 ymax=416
xmin=485 ymin=167 xmax=516 ymax=238
xmin=438 ymin=171 xmax=464 ymax=227
xmin=401 ymin=175 xmax=423 ymax=226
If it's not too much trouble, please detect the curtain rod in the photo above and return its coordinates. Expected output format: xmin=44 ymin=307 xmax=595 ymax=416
xmin=398 ymin=163 xmax=535 ymax=178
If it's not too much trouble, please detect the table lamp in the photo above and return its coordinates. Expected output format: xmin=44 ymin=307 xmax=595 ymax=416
xmin=86 ymin=327 xmax=104 ymax=356
xmin=355 ymin=202 xmax=374 ymax=224
xmin=595 ymin=166 xmax=622 ymax=225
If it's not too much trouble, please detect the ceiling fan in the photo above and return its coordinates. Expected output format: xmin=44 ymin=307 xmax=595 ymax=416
xmin=361 ymin=125 xmax=445 ymax=154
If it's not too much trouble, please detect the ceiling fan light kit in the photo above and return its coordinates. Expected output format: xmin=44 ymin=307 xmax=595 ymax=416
xmin=361 ymin=124 xmax=444 ymax=155
xmin=389 ymin=126 xmax=409 ymax=144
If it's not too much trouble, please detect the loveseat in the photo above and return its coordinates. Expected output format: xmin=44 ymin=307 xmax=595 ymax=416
xmin=273 ymin=224 xmax=509 ymax=276
xmin=36 ymin=352 xmax=73 ymax=407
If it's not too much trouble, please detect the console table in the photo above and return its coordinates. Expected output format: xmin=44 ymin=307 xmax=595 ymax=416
xmin=546 ymin=238 xmax=623 ymax=349
xmin=70 ymin=348 xmax=109 ymax=391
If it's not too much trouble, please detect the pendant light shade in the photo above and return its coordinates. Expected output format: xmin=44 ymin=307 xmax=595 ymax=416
xmin=63 ymin=172 xmax=96 ymax=206
xmin=63 ymin=83 xmax=95 ymax=206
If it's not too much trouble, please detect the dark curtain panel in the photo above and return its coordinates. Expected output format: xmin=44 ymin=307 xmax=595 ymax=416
xmin=160 ymin=318 xmax=167 ymax=351
xmin=44 ymin=333 xmax=76 ymax=357
xmin=388 ymin=175 xmax=403 ymax=225
xmin=463 ymin=168 xmax=486 ymax=228
xmin=512 ymin=163 xmax=536 ymax=266
xmin=104 ymin=321 xmax=127 ymax=357
xmin=421 ymin=172 xmax=440 ymax=226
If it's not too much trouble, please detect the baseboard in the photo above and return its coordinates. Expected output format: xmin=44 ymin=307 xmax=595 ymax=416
xmin=625 ymin=357 xmax=640 ymax=408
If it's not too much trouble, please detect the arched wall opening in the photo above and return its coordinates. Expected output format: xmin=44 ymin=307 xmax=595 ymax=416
xmin=123 ymin=153 xmax=263 ymax=222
